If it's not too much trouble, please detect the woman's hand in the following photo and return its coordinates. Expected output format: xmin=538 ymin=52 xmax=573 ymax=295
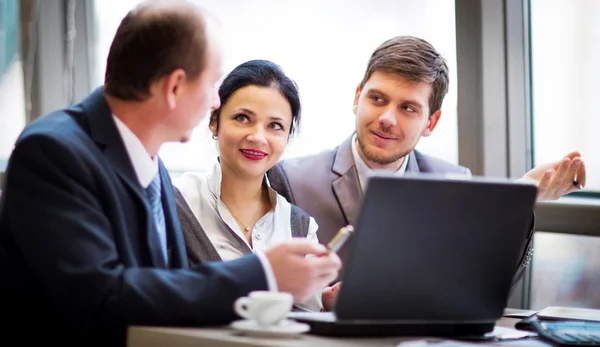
xmin=321 ymin=282 xmax=342 ymax=311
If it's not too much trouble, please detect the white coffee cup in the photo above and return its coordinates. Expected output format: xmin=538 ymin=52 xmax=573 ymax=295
xmin=234 ymin=291 xmax=293 ymax=328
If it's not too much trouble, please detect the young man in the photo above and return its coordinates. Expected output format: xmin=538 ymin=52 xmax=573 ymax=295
xmin=0 ymin=1 xmax=340 ymax=345
xmin=267 ymin=36 xmax=585 ymax=308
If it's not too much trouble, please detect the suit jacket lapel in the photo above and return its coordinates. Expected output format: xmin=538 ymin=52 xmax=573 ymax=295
xmin=331 ymin=135 xmax=362 ymax=227
xmin=83 ymin=88 xmax=146 ymax=201
xmin=81 ymin=87 xmax=163 ymax=267
xmin=159 ymin=162 xmax=187 ymax=268
xmin=405 ymin=151 xmax=421 ymax=174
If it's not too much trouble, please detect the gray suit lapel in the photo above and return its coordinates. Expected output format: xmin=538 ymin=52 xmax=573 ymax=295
xmin=405 ymin=151 xmax=421 ymax=174
xmin=331 ymin=136 xmax=362 ymax=227
xmin=173 ymin=186 xmax=222 ymax=265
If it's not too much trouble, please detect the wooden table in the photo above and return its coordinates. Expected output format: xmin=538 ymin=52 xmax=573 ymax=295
xmin=127 ymin=314 xmax=551 ymax=347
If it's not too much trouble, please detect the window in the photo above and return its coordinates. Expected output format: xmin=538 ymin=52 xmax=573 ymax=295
xmin=528 ymin=0 xmax=600 ymax=310
xmin=530 ymin=0 xmax=600 ymax=192
xmin=0 ymin=0 xmax=25 ymax=168
xmin=92 ymin=0 xmax=458 ymax=172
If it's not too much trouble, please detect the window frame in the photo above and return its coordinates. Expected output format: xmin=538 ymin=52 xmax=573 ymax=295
xmin=457 ymin=0 xmax=600 ymax=309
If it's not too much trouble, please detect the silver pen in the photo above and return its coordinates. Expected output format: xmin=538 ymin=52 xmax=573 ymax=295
xmin=326 ymin=225 xmax=354 ymax=253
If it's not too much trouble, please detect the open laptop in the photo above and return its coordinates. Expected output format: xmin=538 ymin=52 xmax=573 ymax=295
xmin=289 ymin=173 xmax=538 ymax=337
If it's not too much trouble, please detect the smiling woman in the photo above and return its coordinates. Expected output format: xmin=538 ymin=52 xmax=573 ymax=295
xmin=172 ymin=60 xmax=326 ymax=312
xmin=208 ymin=60 xmax=300 ymax=181
xmin=214 ymin=87 xmax=291 ymax=179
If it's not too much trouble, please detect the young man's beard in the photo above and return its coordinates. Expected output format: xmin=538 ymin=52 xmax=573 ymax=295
xmin=357 ymin=136 xmax=411 ymax=166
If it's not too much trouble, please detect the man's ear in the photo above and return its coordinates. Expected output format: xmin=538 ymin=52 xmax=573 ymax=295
xmin=209 ymin=115 xmax=218 ymax=136
xmin=353 ymin=85 xmax=362 ymax=116
xmin=422 ymin=110 xmax=442 ymax=137
xmin=164 ymin=68 xmax=187 ymax=109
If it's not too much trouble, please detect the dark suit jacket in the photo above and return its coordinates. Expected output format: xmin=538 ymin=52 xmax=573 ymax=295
xmin=267 ymin=135 xmax=534 ymax=294
xmin=0 ymin=88 xmax=268 ymax=346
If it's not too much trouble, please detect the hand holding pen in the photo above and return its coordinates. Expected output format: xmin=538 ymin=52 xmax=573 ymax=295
xmin=319 ymin=225 xmax=354 ymax=311
xmin=518 ymin=151 xmax=586 ymax=201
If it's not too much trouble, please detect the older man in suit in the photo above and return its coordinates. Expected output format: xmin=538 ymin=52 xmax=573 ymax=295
xmin=0 ymin=1 xmax=340 ymax=345
xmin=268 ymin=36 xmax=585 ymax=308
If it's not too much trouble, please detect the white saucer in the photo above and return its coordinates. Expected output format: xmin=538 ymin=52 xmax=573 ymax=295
xmin=230 ymin=319 xmax=310 ymax=338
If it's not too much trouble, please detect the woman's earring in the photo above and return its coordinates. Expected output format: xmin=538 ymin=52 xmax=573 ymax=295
xmin=212 ymin=134 xmax=217 ymax=140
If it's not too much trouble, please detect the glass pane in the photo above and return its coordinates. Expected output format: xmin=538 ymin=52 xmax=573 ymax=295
xmin=0 ymin=0 xmax=25 ymax=165
xmin=92 ymin=0 xmax=458 ymax=172
xmin=530 ymin=0 xmax=600 ymax=191
xmin=530 ymin=232 xmax=600 ymax=309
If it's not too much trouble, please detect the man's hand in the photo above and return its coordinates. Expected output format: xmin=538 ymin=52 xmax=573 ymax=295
xmin=265 ymin=239 xmax=342 ymax=303
xmin=517 ymin=151 xmax=586 ymax=201
xmin=321 ymin=282 xmax=341 ymax=311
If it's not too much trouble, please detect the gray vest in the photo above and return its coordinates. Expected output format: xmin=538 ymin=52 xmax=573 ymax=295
xmin=174 ymin=186 xmax=310 ymax=266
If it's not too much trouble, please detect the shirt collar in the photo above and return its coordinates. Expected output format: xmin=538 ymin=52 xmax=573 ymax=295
xmin=207 ymin=160 xmax=278 ymax=209
xmin=351 ymin=133 xmax=409 ymax=191
xmin=112 ymin=115 xmax=159 ymax=188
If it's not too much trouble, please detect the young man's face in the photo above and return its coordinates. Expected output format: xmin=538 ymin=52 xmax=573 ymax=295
xmin=353 ymin=71 xmax=441 ymax=168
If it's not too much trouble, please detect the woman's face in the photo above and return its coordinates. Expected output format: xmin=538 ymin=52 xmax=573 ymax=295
xmin=211 ymin=85 xmax=293 ymax=179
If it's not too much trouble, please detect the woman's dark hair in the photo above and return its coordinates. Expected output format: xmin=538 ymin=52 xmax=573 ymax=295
xmin=210 ymin=60 xmax=301 ymax=135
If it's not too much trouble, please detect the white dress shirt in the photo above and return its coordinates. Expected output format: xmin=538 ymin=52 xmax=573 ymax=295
xmin=174 ymin=162 xmax=322 ymax=311
xmin=351 ymin=133 xmax=409 ymax=191
xmin=112 ymin=115 xmax=158 ymax=187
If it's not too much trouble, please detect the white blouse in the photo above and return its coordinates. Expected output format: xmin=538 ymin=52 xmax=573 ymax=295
xmin=173 ymin=162 xmax=322 ymax=311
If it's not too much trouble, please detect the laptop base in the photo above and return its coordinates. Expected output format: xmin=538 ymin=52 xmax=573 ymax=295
xmin=295 ymin=319 xmax=495 ymax=337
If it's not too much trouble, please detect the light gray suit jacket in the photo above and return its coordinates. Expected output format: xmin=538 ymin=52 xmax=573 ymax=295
xmin=267 ymin=135 xmax=471 ymax=246
xmin=267 ymin=135 xmax=534 ymax=293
